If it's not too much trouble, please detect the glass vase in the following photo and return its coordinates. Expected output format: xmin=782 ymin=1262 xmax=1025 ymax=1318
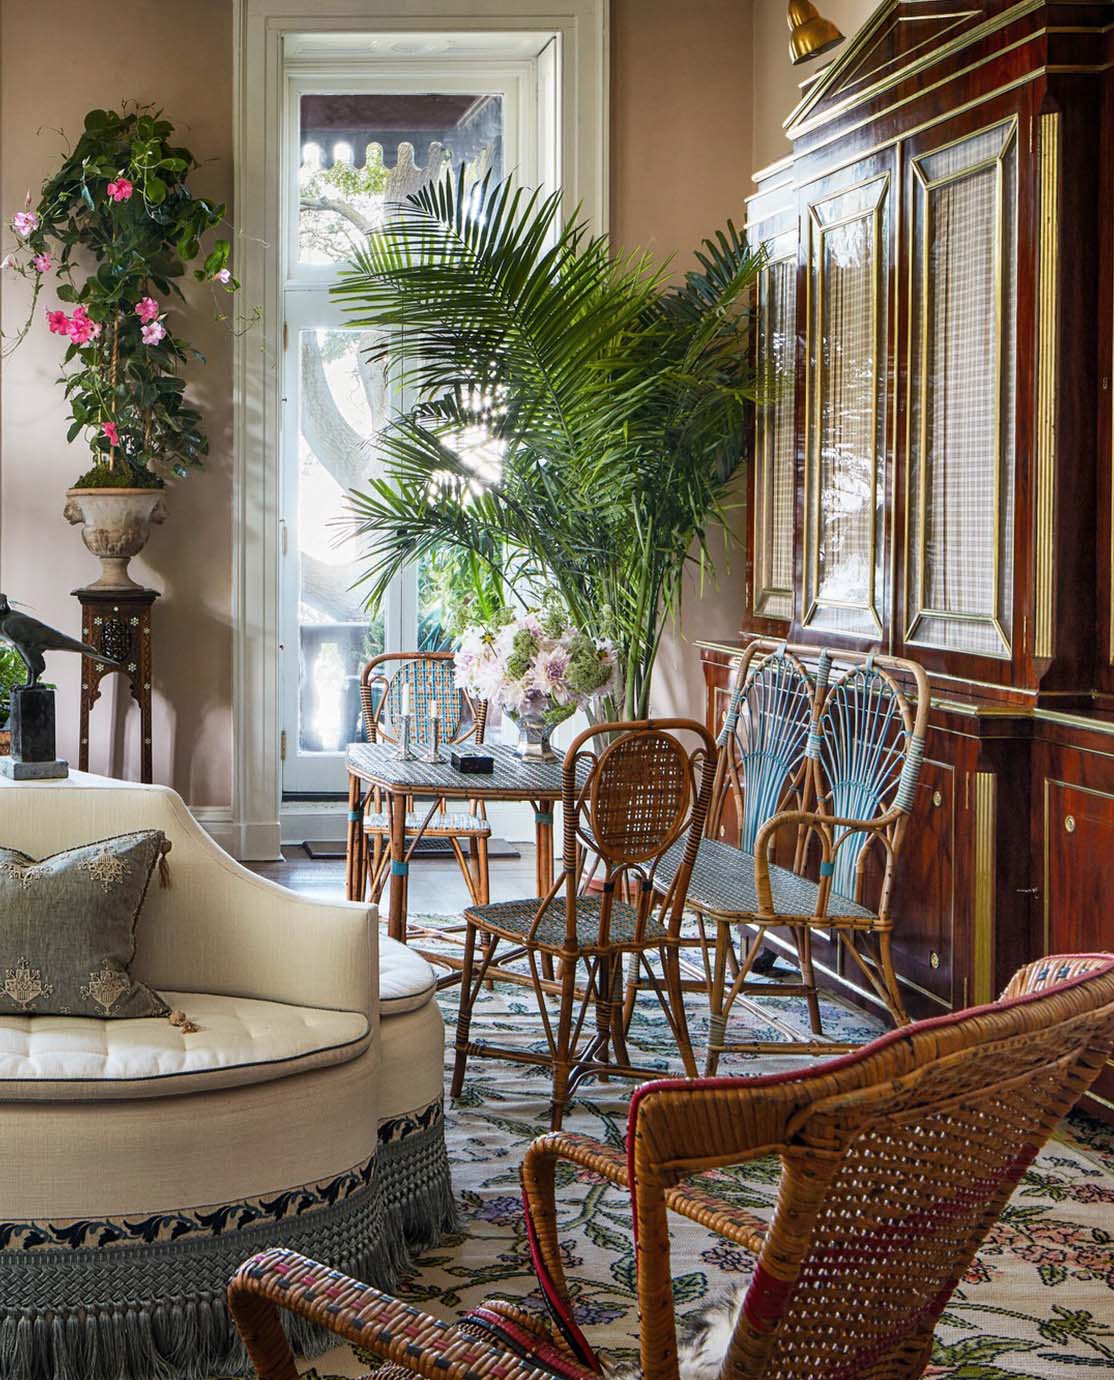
xmin=512 ymin=700 xmax=557 ymax=761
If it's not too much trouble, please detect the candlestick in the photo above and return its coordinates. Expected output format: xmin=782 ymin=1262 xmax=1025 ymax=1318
xmin=400 ymin=682 xmax=410 ymax=718
xmin=396 ymin=712 xmax=415 ymax=761
xmin=420 ymin=713 xmax=445 ymax=764
xmin=430 ymin=698 xmax=439 ymax=720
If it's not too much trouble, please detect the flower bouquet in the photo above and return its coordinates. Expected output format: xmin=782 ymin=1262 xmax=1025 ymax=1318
xmin=454 ymin=596 xmax=619 ymax=760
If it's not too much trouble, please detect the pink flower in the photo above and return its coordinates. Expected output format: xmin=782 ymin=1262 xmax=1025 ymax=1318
xmin=102 ymin=422 xmax=119 ymax=447
xmin=141 ymin=319 xmax=166 ymax=346
xmin=46 ymin=309 xmax=70 ymax=335
xmin=0 ymin=254 xmax=17 ymax=271
xmin=67 ymin=306 xmax=102 ymax=344
xmin=134 ymin=296 xmax=160 ymax=323
xmin=106 ymin=178 xmax=133 ymax=203
xmin=214 ymin=267 xmax=232 ymax=284
xmin=31 ymin=252 xmax=52 ymax=273
xmin=11 ymin=210 xmax=38 ymax=236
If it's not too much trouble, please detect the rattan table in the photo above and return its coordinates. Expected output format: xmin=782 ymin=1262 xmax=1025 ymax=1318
xmin=345 ymin=742 xmax=569 ymax=944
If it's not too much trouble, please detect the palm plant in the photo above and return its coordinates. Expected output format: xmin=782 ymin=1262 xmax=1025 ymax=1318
xmin=332 ymin=169 xmax=767 ymax=719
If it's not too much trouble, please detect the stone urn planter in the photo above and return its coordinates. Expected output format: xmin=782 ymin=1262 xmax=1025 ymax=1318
xmin=64 ymin=488 xmax=167 ymax=591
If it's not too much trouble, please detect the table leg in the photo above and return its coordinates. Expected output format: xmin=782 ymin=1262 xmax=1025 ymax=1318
xmin=387 ymin=789 xmax=409 ymax=943
xmin=534 ymin=801 xmax=555 ymax=980
xmin=346 ymin=773 xmax=365 ymax=902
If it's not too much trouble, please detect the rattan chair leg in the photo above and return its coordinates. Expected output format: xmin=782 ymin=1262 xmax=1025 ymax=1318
xmin=451 ymin=922 xmax=480 ymax=1098
xmin=794 ymin=926 xmax=824 ymax=1036
xmin=661 ymin=946 xmax=698 ymax=1078
xmin=476 ymin=835 xmax=490 ymax=906
xmin=705 ymin=920 xmax=732 ymax=1075
xmin=877 ymin=927 xmax=911 ymax=1026
xmin=550 ymin=961 xmax=579 ymax=1131
xmin=595 ymin=955 xmax=615 ymax=1083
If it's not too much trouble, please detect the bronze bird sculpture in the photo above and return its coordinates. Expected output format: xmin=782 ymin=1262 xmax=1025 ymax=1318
xmin=0 ymin=595 xmax=118 ymax=685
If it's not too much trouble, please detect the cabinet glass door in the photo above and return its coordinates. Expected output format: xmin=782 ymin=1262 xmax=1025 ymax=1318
xmin=905 ymin=118 xmax=1018 ymax=659
xmin=801 ymin=160 xmax=892 ymax=639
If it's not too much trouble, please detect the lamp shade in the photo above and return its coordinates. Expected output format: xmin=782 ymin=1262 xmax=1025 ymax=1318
xmin=787 ymin=0 xmax=845 ymax=65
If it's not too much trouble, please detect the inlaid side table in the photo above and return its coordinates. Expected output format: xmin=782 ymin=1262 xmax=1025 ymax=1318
xmin=73 ymin=586 xmax=158 ymax=783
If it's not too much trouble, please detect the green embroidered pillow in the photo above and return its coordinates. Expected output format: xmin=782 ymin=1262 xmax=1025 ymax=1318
xmin=0 ymin=831 xmax=169 ymax=1019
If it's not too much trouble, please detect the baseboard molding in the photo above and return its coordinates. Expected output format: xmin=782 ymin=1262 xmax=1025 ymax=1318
xmin=191 ymin=808 xmax=282 ymax=862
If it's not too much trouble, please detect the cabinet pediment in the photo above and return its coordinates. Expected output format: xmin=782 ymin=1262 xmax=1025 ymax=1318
xmin=786 ymin=1 xmax=1018 ymax=140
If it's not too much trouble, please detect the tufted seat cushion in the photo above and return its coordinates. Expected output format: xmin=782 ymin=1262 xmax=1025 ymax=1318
xmin=378 ymin=936 xmax=438 ymax=1015
xmin=0 ymin=991 xmax=369 ymax=1101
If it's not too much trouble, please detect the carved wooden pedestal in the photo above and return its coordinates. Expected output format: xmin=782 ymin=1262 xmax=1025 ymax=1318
xmin=73 ymin=587 xmax=158 ymax=784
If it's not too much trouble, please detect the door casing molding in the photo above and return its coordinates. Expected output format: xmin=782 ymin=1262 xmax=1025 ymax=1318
xmin=232 ymin=0 xmax=608 ymax=858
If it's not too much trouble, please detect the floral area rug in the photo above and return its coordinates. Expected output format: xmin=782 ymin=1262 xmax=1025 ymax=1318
xmin=302 ymin=923 xmax=1114 ymax=1380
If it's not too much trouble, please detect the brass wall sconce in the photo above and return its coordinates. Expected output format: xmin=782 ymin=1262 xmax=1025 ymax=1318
xmin=787 ymin=0 xmax=845 ymax=65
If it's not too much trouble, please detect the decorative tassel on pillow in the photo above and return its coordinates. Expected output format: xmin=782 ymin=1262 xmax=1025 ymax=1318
xmin=158 ymin=837 xmax=172 ymax=888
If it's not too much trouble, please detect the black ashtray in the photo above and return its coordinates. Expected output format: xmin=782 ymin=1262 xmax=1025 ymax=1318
xmin=451 ymin=750 xmax=494 ymax=774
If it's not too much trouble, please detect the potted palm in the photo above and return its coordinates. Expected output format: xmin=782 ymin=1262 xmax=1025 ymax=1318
xmin=332 ymin=171 xmax=767 ymax=719
xmin=1 ymin=104 xmax=238 ymax=589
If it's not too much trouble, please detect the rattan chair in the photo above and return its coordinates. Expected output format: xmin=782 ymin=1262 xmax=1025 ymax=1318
xmin=229 ymin=954 xmax=1114 ymax=1380
xmin=359 ymin=652 xmax=490 ymax=909
xmin=452 ymin=718 xmax=717 ymax=1129
xmin=652 ymin=638 xmax=930 ymax=1070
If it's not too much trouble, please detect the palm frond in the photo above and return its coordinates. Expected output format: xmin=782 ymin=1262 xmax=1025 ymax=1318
xmin=332 ymin=169 xmax=773 ymax=716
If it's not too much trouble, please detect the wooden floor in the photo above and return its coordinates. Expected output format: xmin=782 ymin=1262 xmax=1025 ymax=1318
xmin=248 ymin=843 xmax=541 ymax=914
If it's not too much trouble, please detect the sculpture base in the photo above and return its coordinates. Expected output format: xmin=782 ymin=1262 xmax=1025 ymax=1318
xmin=11 ymin=685 xmax=57 ymax=763
xmin=0 ymin=757 xmax=68 ymax=780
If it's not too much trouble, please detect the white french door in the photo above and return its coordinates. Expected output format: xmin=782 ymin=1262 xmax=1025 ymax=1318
xmin=280 ymin=48 xmax=554 ymax=795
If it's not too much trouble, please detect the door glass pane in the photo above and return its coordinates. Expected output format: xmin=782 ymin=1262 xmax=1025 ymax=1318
xmin=298 ymin=93 xmax=505 ymax=265
xmin=296 ymin=328 xmax=386 ymax=754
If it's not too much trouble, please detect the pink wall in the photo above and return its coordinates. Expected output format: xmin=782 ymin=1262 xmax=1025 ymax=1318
xmin=0 ymin=0 xmax=234 ymax=806
xmin=0 ymin=0 xmax=880 ymax=803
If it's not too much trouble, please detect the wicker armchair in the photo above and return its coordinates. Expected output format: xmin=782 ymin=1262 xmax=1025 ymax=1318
xmin=653 ymin=638 xmax=930 ymax=1069
xmin=452 ymin=718 xmax=717 ymax=1129
xmin=229 ymin=954 xmax=1114 ymax=1380
xmin=359 ymin=652 xmax=490 ymax=909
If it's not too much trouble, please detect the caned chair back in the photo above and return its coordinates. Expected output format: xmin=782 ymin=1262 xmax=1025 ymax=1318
xmin=359 ymin=651 xmax=486 ymax=746
xmin=621 ymin=954 xmax=1114 ymax=1380
xmin=716 ymin=642 xmax=815 ymax=854
xmin=807 ymin=652 xmax=929 ymax=908
xmin=558 ymin=719 xmax=717 ymax=948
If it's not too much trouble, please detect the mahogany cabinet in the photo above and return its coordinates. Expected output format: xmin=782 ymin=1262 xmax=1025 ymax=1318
xmin=700 ymin=0 xmax=1114 ymax=1120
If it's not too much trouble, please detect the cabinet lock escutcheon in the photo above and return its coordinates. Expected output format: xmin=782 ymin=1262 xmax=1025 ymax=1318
xmin=932 ymin=790 xmax=943 ymax=807
xmin=1064 ymin=814 xmax=1076 ymax=834
xmin=930 ymin=951 xmax=941 ymax=969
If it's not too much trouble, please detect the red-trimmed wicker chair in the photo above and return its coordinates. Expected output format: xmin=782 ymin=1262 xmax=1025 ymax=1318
xmin=229 ymin=954 xmax=1114 ymax=1380
xmin=651 ymin=638 xmax=930 ymax=1070
xmin=359 ymin=652 xmax=490 ymax=910
xmin=453 ymin=718 xmax=718 ymax=1130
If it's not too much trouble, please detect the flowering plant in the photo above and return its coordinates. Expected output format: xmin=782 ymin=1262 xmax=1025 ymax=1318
xmin=454 ymin=596 xmax=619 ymax=725
xmin=0 ymin=104 xmax=239 ymax=486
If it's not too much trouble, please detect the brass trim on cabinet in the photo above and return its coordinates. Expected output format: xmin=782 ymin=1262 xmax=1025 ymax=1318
xmin=973 ymin=771 xmax=997 ymax=1005
xmin=1034 ymin=111 xmax=1060 ymax=660
xmin=753 ymin=238 xmax=799 ymax=622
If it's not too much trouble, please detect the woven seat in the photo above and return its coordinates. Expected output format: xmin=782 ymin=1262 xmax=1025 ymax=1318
xmin=231 ymin=955 xmax=1114 ymax=1380
xmin=452 ymin=718 xmax=717 ymax=1129
xmin=465 ymin=894 xmax=666 ymax=952
xmin=365 ymin=810 xmax=491 ymax=838
xmin=658 ymin=836 xmax=875 ymax=922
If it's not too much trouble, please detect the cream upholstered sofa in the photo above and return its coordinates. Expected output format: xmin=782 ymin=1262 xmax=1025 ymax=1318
xmin=0 ymin=773 xmax=451 ymax=1380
